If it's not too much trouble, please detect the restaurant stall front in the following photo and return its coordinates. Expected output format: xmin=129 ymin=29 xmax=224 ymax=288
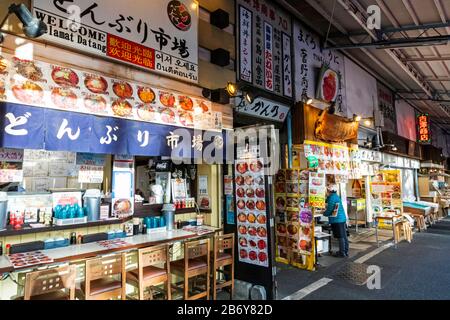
xmin=0 ymin=0 xmax=235 ymax=300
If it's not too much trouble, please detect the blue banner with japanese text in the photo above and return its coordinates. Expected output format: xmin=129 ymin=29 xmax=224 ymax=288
xmin=0 ymin=102 xmax=227 ymax=162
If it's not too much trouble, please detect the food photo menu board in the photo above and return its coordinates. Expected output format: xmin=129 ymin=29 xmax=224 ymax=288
xmin=274 ymin=169 xmax=315 ymax=270
xmin=0 ymin=53 xmax=216 ymax=130
xmin=235 ymin=159 xmax=268 ymax=267
xmin=308 ymin=172 xmax=326 ymax=209
xmin=304 ymin=140 xmax=350 ymax=176
xmin=370 ymin=169 xmax=403 ymax=216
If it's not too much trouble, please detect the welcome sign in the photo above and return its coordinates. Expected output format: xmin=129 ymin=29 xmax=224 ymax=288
xmin=32 ymin=0 xmax=199 ymax=83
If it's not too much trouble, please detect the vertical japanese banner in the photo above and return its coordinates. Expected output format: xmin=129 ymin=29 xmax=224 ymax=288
xmin=254 ymin=15 xmax=265 ymax=89
xmin=237 ymin=0 xmax=292 ymax=98
xmin=417 ymin=113 xmax=431 ymax=144
xmin=293 ymin=21 xmax=346 ymax=115
xmin=282 ymin=33 xmax=293 ymax=98
xmin=272 ymin=28 xmax=282 ymax=95
xmin=239 ymin=6 xmax=253 ymax=83
xmin=264 ymin=22 xmax=274 ymax=92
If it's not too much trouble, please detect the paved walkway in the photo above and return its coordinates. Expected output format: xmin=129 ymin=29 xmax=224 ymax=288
xmin=277 ymin=217 xmax=450 ymax=300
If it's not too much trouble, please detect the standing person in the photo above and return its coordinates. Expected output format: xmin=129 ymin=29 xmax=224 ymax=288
xmin=323 ymin=184 xmax=349 ymax=257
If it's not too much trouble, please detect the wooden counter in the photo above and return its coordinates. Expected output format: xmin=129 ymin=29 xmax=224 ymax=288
xmin=0 ymin=226 xmax=220 ymax=274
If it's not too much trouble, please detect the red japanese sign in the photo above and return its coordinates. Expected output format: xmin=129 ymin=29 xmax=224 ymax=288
xmin=107 ymin=34 xmax=155 ymax=70
xmin=417 ymin=113 xmax=431 ymax=144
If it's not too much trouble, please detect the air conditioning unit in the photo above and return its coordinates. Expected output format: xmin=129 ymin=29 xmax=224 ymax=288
xmin=374 ymin=110 xmax=384 ymax=127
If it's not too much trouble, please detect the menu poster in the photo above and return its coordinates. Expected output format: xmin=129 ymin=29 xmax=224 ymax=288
xmin=33 ymin=162 xmax=49 ymax=177
xmin=274 ymin=170 xmax=288 ymax=263
xmin=274 ymin=169 xmax=315 ymax=269
xmin=0 ymin=168 xmax=23 ymax=183
xmin=224 ymin=175 xmax=234 ymax=195
xmin=235 ymin=158 xmax=268 ymax=267
xmin=308 ymin=172 xmax=326 ymax=209
xmin=295 ymin=207 xmax=314 ymax=258
xmin=172 ymin=179 xmax=188 ymax=200
xmin=112 ymin=158 xmax=134 ymax=217
xmin=370 ymin=170 xmax=403 ymax=217
xmin=49 ymin=162 xmax=70 ymax=177
xmin=78 ymin=165 xmax=104 ymax=184
xmin=304 ymin=141 xmax=350 ymax=176
xmin=226 ymin=195 xmax=235 ymax=225
xmin=349 ymin=147 xmax=362 ymax=179
xmin=198 ymin=175 xmax=208 ymax=195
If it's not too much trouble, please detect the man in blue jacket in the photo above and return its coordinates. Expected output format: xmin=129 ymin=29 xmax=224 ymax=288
xmin=323 ymin=184 xmax=349 ymax=257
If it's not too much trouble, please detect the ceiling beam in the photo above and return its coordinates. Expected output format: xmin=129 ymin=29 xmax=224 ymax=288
xmin=424 ymin=77 xmax=450 ymax=81
xmin=299 ymin=0 xmax=412 ymax=91
xmin=336 ymin=0 xmax=433 ymax=97
xmin=404 ymin=57 xmax=450 ymax=62
xmin=323 ymin=35 xmax=450 ymax=50
xmin=329 ymin=21 xmax=450 ymax=38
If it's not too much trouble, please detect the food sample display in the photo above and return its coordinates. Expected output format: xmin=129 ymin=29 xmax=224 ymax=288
xmin=0 ymin=52 xmax=217 ymax=131
xmin=304 ymin=140 xmax=351 ymax=177
xmin=235 ymin=159 xmax=268 ymax=267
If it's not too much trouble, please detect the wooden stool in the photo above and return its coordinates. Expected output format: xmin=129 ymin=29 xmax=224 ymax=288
xmin=403 ymin=223 xmax=413 ymax=243
xmin=411 ymin=213 xmax=427 ymax=232
xmin=171 ymin=239 xmax=210 ymax=300
xmin=126 ymin=244 xmax=171 ymax=300
xmin=24 ymin=265 xmax=76 ymax=300
xmin=211 ymin=234 xmax=234 ymax=300
xmin=80 ymin=253 xmax=126 ymax=300
xmin=395 ymin=221 xmax=413 ymax=243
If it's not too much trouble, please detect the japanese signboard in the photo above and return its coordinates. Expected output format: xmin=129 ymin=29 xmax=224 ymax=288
xmin=377 ymin=82 xmax=396 ymax=133
xmin=0 ymin=101 xmax=226 ymax=159
xmin=264 ymin=22 xmax=273 ymax=92
xmin=239 ymin=6 xmax=252 ymax=83
xmin=32 ymin=0 xmax=199 ymax=83
xmin=237 ymin=0 xmax=292 ymax=98
xmin=417 ymin=113 xmax=431 ymax=144
xmin=293 ymin=21 xmax=346 ymax=115
xmin=0 ymin=52 xmax=216 ymax=131
xmin=78 ymin=165 xmax=104 ymax=183
xmin=76 ymin=153 xmax=106 ymax=166
xmin=0 ymin=148 xmax=24 ymax=163
xmin=233 ymin=96 xmax=289 ymax=123
xmin=282 ymin=34 xmax=292 ymax=97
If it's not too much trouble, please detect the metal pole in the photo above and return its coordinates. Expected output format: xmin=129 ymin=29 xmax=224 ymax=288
xmin=287 ymin=110 xmax=293 ymax=169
